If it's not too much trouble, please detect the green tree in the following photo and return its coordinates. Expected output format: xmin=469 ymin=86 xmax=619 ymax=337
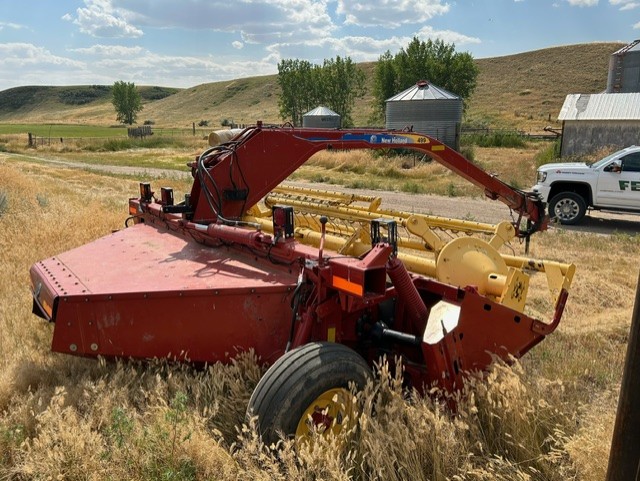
xmin=320 ymin=56 xmax=366 ymax=127
xmin=277 ymin=59 xmax=322 ymax=127
xmin=112 ymin=81 xmax=143 ymax=125
xmin=371 ymin=37 xmax=479 ymax=123
xmin=371 ymin=50 xmax=397 ymax=123
xmin=277 ymin=56 xmax=365 ymax=127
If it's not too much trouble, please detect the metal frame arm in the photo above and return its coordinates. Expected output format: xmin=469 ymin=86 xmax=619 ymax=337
xmin=189 ymin=124 xmax=547 ymax=235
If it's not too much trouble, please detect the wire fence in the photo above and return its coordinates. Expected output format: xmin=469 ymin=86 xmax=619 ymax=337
xmin=460 ymin=127 xmax=560 ymax=141
xmin=15 ymin=125 xmax=561 ymax=148
xmin=23 ymin=127 xmax=215 ymax=147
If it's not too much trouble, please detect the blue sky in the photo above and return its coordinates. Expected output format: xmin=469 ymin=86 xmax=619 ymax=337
xmin=0 ymin=0 xmax=638 ymax=92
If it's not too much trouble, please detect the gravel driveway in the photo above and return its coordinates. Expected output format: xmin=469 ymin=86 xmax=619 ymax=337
xmin=6 ymin=152 xmax=638 ymax=235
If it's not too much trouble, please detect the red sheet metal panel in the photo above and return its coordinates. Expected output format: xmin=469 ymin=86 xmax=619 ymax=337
xmin=51 ymin=288 xmax=292 ymax=364
xmin=31 ymin=223 xmax=298 ymax=363
xmin=42 ymin=222 xmax=297 ymax=294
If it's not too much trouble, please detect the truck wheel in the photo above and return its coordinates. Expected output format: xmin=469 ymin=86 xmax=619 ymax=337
xmin=247 ymin=342 xmax=371 ymax=445
xmin=549 ymin=192 xmax=587 ymax=225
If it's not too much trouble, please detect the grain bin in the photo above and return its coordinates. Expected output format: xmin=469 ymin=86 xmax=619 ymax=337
xmin=302 ymin=106 xmax=341 ymax=128
xmin=386 ymin=80 xmax=463 ymax=150
xmin=607 ymin=39 xmax=640 ymax=93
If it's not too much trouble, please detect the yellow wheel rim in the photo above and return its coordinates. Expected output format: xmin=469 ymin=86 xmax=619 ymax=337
xmin=295 ymin=387 xmax=355 ymax=439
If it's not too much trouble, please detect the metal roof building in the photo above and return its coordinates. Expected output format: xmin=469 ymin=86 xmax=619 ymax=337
xmin=558 ymin=93 xmax=640 ymax=156
xmin=386 ymin=81 xmax=463 ymax=150
xmin=302 ymin=106 xmax=341 ymax=129
xmin=387 ymin=81 xmax=459 ymax=102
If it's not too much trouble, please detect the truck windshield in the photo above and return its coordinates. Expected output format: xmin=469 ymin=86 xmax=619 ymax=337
xmin=591 ymin=150 xmax=622 ymax=169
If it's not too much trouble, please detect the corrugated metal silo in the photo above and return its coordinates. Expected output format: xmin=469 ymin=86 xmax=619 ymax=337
xmin=385 ymin=80 xmax=463 ymax=150
xmin=607 ymin=39 xmax=640 ymax=93
xmin=302 ymin=106 xmax=341 ymax=128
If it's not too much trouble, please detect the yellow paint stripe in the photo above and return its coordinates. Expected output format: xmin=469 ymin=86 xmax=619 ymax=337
xmin=327 ymin=327 xmax=336 ymax=342
xmin=332 ymin=275 xmax=364 ymax=296
xmin=431 ymin=145 xmax=445 ymax=151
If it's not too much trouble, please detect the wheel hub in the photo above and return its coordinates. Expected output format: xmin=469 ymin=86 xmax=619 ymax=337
xmin=296 ymin=388 xmax=352 ymax=439
xmin=555 ymin=199 xmax=578 ymax=220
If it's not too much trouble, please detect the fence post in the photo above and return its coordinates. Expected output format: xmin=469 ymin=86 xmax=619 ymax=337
xmin=606 ymin=271 xmax=640 ymax=481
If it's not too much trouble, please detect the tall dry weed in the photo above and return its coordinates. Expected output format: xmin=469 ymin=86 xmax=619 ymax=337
xmin=565 ymin=390 xmax=617 ymax=481
xmin=303 ymin=150 xmax=482 ymax=197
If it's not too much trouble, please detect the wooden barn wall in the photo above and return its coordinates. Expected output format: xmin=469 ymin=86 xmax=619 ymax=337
xmin=561 ymin=120 xmax=640 ymax=157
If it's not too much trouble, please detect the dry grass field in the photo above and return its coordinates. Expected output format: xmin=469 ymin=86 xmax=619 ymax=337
xmin=0 ymin=139 xmax=638 ymax=480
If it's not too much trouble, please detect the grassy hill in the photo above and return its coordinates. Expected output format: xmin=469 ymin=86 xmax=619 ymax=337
xmin=0 ymin=85 xmax=179 ymax=126
xmin=0 ymin=42 xmax=624 ymax=131
xmin=467 ymin=42 xmax=623 ymax=130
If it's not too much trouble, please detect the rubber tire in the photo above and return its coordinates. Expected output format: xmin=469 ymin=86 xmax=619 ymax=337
xmin=549 ymin=192 xmax=587 ymax=225
xmin=247 ymin=342 xmax=371 ymax=445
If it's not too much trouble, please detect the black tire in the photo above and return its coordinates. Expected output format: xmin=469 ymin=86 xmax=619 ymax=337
xmin=247 ymin=342 xmax=371 ymax=445
xmin=549 ymin=192 xmax=587 ymax=225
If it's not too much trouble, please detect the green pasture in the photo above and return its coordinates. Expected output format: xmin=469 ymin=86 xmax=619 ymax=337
xmin=0 ymin=123 xmax=214 ymax=140
xmin=0 ymin=123 xmax=127 ymax=138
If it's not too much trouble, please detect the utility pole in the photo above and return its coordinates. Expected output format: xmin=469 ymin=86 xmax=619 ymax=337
xmin=606 ymin=271 xmax=640 ymax=481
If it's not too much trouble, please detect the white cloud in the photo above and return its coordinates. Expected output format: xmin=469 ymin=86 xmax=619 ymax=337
xmin=336 ymin=0 xmax=450 ymax=27
xmin=0 ymin=40 xmax=278 ymax=91
xmin=63 ymin=0 xmax=143 ymax=38
xmin=90 ymin=51 xmax=277 ymax=86
xmin=0 ymin=43 xmax=85 ymax=68
xmin=0 ymin=22 xmax=27 ymax=31
xmin=57 ymin=0 xmax=477 ymax=83
xmin=69 ymin=44 xmax=144 ymax=56
xmin=268 ymin=36 xmax=409 ymax=63
xmin=565 ymin=0 xmax=598 ymax=6
xmin=416 ymin=25 xmax=481 ymax=46
xmin=610 ymin=0 xmax=640 ymax=8
xmin=0 ymin=43 xmax=91 ymax=90
xmin=111 ymin=0 xmax=335 ymax=43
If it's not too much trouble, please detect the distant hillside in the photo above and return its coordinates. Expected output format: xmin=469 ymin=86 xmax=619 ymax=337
xmin=0 ymin=42 xmax=624 ymax=131
xmin=144 ymin=75 xmax=282 ymax=128
xmin=0 ymin=85 xmax=179 ymax=125
xmin=468 ymin=42 xmax=623 ymax=130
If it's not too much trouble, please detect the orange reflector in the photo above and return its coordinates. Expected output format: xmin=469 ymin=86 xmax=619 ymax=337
xmin=41 ymin=298 xmax=53 ymax=319
xmin=332 ymin=275 xmax=363 ymax=296
xmin=431 ymin=145 xmax=445 ymax=151
xmin=129 ymin=205 xmax=138 ymax=215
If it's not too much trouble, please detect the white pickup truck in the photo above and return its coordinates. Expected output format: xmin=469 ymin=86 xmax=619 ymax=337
xmin=532 ymin=145 xmax=640 ymax=225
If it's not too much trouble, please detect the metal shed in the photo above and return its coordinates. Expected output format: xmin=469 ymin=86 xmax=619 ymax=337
xmin=558 ymin=93 xmax=640 ymax=156
xmin=385 ymin=80 xmax=463 ymax=150
xmin=302 ymin=106 xmax=341 ymax=129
